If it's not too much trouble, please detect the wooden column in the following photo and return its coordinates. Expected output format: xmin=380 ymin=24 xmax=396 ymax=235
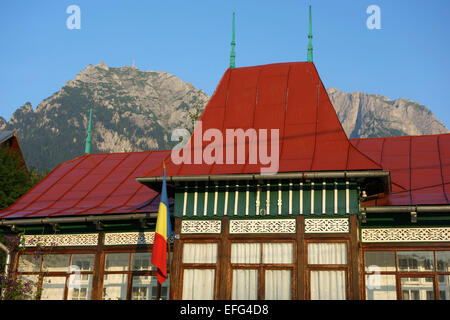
xmin=349 ymin=214 xmax=361 ymax=300
xmin=90 ymin=232 xmax=104 ymax=300
xmin=296 ymin=215 xmax=305 ymax=300
xmin=217 ymin=216 xmax=230 ymax=300
xmin=170 ymin=217 xmax=182 ymax=300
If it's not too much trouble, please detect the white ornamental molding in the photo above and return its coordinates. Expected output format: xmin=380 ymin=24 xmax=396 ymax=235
xmin=304 ymin=218 xmax=349 ymax=234
xmin=22 ymin=233 xmax=99 ymax=247
xmin=361 ymin=227 xmax=450 ymax=243
xmin=229 ymin=219 xmax=296 ymax=234
xmin=104 ymin=232 xmax=155 ymax=246
xmin=181 ymin=220 xmax=222 ymax=234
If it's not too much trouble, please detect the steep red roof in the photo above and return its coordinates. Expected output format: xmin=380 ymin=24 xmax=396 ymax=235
xmin=0 ymin=150 xmax=171 ymax=219
xmin=351 ymin=134 xmax=450 ymax=206
xmin=150 ymin=62 xmax=381 ymax=178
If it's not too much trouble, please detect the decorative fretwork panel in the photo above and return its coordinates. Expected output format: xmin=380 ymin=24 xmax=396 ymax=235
xmin=22 ymin=233 xmax=99 ymax=247
xmin=304 ymin=218 xmax=349 ymax=234
xmin=181 ymin=220 xmax=222 ymax=234
xmin=361 ymin=228 xmax=450 ymax=243
xmin=104 ymin=232 xmax=155 ymax=246
xmin=229 ymin=219 xmax=296 ymax=234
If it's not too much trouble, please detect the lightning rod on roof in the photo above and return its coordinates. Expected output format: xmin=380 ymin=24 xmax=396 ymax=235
xmin=230 ymin=12 xmax=236 ymax=68
xmin=85 ymin=108 xmax=92 ymax=154
xmin=307 ymin=5 xmax=313 ymax=62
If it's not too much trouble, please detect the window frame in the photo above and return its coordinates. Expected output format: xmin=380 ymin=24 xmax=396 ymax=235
xmin=229 ymin=239 xmax=296 ymax=300
xmin=304 ymin=239 xmax=351 ymax=300
xmin=179 ymin=239 xmax=220 ymax=300
xmin=362 ymin=247 xmax=450 ymax=300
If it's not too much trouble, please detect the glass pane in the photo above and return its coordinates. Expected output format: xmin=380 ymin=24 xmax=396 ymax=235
xmin=182 ymin=269 xmax=215 ymax=300
xmin=67 ymin=274 xmax=93 ymax=300
xmin=43 ymin=254 xmax=70 ymax=272
xmin=231 ymin=243 xmax=261 ymax=264
xmin=401 ymin=277 xmax=434 ymax=300
xmin=364 ymin=251 xmax=396 ymax=272
xmin=161 ymin=275 xmax=170 ymax=300
xmin=18 ymin=254 xmax=42 ymax=272
xmin=265 ymin=270 xmax=291 ymax=300
xmin=17 ymin=274 xmax=39 ymax=300
xmin=365 ymin=275 xmax=396 ymax=300
xmin=105 ymin=253 xmax=129 ymax=271
xmin=131 ymin=276 xmax=157 ymax=300
xmin=439 ymin=275 xmax=450 ymax=300
xmin=437 ymin=251 xmax=450 ymax=272
xmin=308 ymin=243 xmax=347 ymax=265
xmin=102 ymin=274 xmax=128 ymax=300
xmin=71 ymin=254 xmax=95 ymax=272
xmin=263 ymin=243 xmax=293 ymax=264
xmin=397 ymin=251 xmax=434 ymax=272
xmin=132 ymin=253 xmax=153 ymax=271
xmin=232 ymin=269 xmax=258 ymax=300
xmin=310 ymin=270 xmax=346 ymax=300
xmin=41 ymin=276 xmax=66 ymax=300
xmin=182 ymin=243 xmax=217 ymax=264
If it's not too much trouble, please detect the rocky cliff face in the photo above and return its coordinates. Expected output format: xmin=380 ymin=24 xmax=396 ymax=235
xmin=327 ymin=87 xmax=448 ymax=138
xmin=3 ymin=62 xmax=209 ymax=171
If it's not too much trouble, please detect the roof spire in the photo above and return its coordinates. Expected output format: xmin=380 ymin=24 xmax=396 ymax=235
xmin=307 ymin=5 xmax=313 ymax=62
xmin=85 ymin=108 xmax=92 ymax=154
xmin=230 ymin=12 xmax=236 ymax=68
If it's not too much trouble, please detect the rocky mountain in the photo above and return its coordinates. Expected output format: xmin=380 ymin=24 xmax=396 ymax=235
xmin=327 ymin=87 xmax=448 ymax=138
xmin=2 ymin=62 xmax=209 ymax=171
xmin=2 ymin=63 xmax=448 ymax=172
xmin=0 ymin=117 xmax=6 ymax=130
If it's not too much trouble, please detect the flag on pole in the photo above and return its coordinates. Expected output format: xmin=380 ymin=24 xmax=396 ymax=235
xmin=151 ymin=162 xmax=173 ymax=285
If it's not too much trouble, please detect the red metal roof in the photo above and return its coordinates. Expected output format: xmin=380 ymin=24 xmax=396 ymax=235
xmin=351 ymin=134 xmax=450 ymax=206
xmin=0 ymin=150 xmax=171 ymax=219
xmin=149 ymin=62 xmax=381 ymax=178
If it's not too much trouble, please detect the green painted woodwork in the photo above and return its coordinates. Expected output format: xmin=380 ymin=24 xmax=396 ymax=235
xmin=174 ymin=180 xmax=359 ymax=218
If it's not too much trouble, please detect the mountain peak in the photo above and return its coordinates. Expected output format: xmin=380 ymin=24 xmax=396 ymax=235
xmin=96 ymin=62 xmax=109 ymax=71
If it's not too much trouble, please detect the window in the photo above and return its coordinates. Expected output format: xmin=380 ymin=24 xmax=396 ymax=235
xmin=181 ymin=242 xmax=218 ymax=300
xmin=102 ymin=251 xmax=170 ymax=300
xmin=307 ymin=242 xmax=348 ymax=300
xmin=16 ymin=253 xmax=95 ymax=300
xmin=230 ymin=242 xmax=294 ymax=300
xmin=364 ymin=249 xmax=450 ymax=300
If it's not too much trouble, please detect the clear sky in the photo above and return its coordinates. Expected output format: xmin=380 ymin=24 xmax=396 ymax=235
xmin=1 ymin=0 xmax=449 ymax=128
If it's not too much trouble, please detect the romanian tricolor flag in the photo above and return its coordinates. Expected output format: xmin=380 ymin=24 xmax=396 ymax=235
xmin=151 ymin=162 xmax=172 ymax=285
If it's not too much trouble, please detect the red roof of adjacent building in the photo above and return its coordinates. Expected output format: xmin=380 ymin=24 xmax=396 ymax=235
xmin=0 ymin=150 xmax=171 ymax=219
xmin=351 ymin=134 xmax=450 ymax=206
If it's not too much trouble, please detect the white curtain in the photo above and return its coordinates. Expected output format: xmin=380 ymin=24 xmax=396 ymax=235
xmin=102 ymin=274 xmax=128 ymax=300
xmin=265 ymin=270 xmax=291 ymax=300
xmin=183 ymin=243 xmax=217 ymax=264
xmin=308 ymin=243 xmax=347 ymax=265
xmin=310 ymin=270 xmax=346 ymax=300
xmin=182 ymin=269 xmax=215 ymax=300
xmin=263 ymin=243 xmax=293 ymax=264
xmin=232 ymin=269 xmax=258 ymax=300
xmin=231 ymin=243 xmax=260 ymax=264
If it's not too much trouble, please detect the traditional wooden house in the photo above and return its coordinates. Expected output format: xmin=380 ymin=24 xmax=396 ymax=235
xmin=0 ymin=10 xmax=449 ymax=301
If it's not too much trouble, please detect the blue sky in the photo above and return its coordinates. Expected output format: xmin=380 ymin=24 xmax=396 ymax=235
xmin=1 ymin=0 xmax=449 ymax=128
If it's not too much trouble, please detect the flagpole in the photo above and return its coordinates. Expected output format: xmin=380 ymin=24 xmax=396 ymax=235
xmin=167 ymin=236 xmax=173 ymax=300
